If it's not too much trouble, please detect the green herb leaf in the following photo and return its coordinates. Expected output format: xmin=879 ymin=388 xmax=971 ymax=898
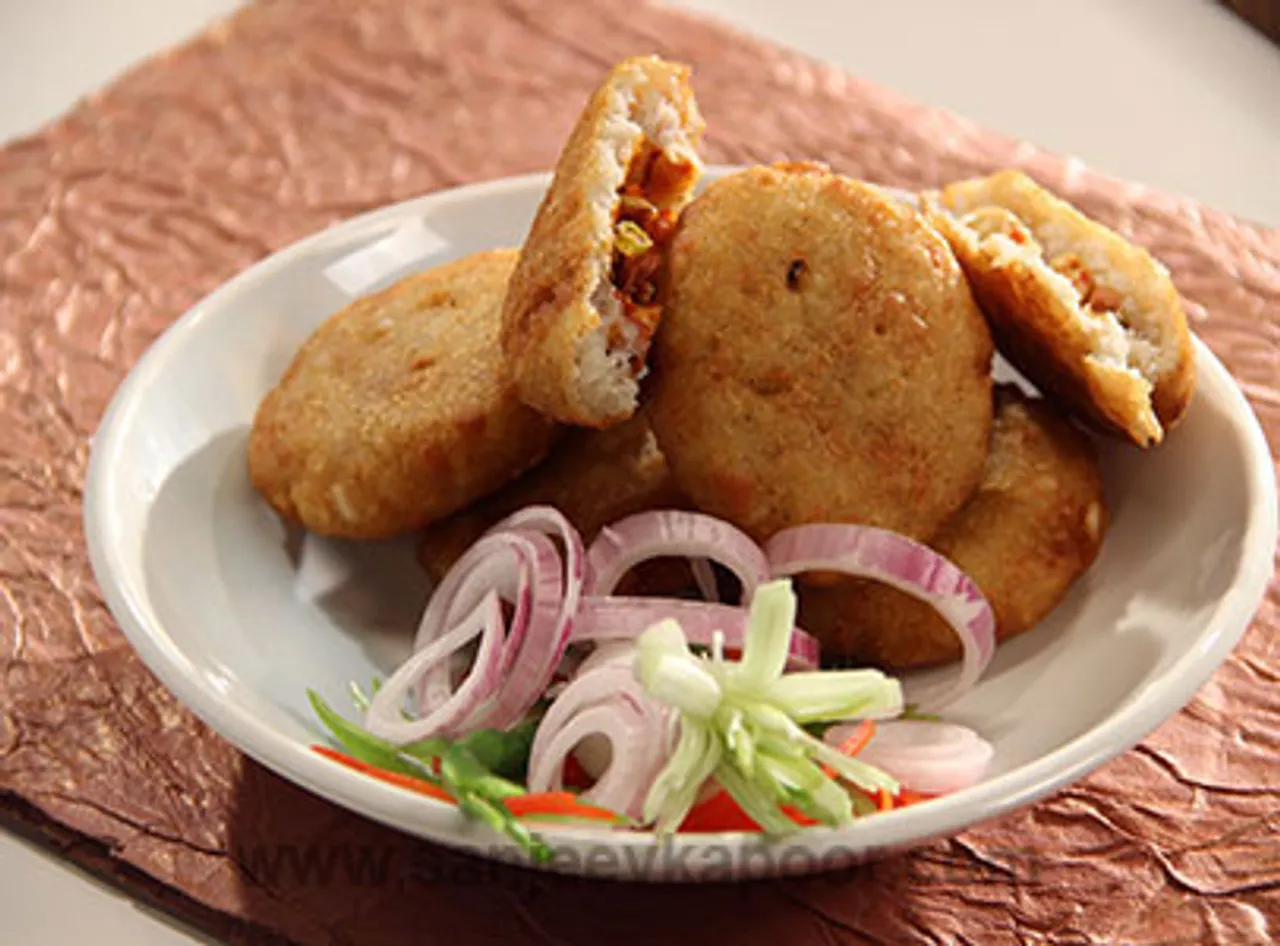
xmin=455 ymin=715 xmax=540 ymax=781
xmin=309 ymin=689 xmax=551 ymax=863
xmin=442 ymin=745 xmax=526 ymax=800
xmin=308 ymin=690 xmax=428 ymax=781
xmin=901 ymin=703 xmax=942 ymax=722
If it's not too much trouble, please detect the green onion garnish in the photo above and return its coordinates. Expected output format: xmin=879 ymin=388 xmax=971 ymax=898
xmin=634 ymin=579 xmax=903 ymax=835
xmin=614 ymin=219 xmax=653 ymax=257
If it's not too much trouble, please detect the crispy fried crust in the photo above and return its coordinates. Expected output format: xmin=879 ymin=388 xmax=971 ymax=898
xmin=798 ymin=386 xmax=1107 ymax=670
xmin=501 ymin=55 xmax=704 ymax=428
xmin=417 ymin=410 xmax=686 ymax=582
xmin=923 ymin=170 xmax=1195 ymax=446
xmin=248 ymin=250 xmax=558 ymax=538
xmin=649 ymin=163 xmax=995 ymax=543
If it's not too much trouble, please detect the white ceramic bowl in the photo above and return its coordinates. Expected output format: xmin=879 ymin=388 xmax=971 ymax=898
xmin=84 ymin=170 xmax=1278 ymax=881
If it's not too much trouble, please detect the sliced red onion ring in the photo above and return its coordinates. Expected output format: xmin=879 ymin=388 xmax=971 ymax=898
xmin=365 ymin=592 xmax=506 ymax=742
xmin=585 ymin=510 xmax=769 ymax=602
xmin=527 ymin=661 xmax=670 ymax=820
xmin=690 ymin=558 xmax=720 ymax=602
xmin=469 ymin=506 xmax=584 ymax=729
xmin=575 ymin=639 xmax=642 ymax=676
xmin=573 ymin=596 xmax=820 ymax=671
xmin=367 ymin=507 xmax=584 ymax=742
xmin=490 ymin=505 xmax=586 ymax=594
xmin=409 ymin=530 xmax=561 ymax=727
xmin=826 ymin=719 xmax=994 ymax=795
xmin=766 ymin=524 xmax=996 ymax=710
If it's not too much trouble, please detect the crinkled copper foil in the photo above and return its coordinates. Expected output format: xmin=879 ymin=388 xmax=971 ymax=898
xmin=1 ymin=0 xmax=1277 ymax=943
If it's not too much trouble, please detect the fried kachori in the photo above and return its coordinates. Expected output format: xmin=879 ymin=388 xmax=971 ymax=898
xmin=502 ymin=55 xmax=705 ymax=428
xmin=649 ymin=162 xmax=995 ymax=544
xmin=798 ymin=386 xmax=1107 ymax=669
xmin=922 ymin=170 xmax=1195 ymax=447
xmin=249 ymin=250 xmax=558 ymax=538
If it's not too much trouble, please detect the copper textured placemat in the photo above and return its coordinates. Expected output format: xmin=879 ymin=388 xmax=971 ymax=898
xmin=1 ymin=0 xmax=1277 ymax=942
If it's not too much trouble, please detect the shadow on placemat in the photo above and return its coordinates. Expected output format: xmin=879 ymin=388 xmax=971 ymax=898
xmin=221 ymin=760 xmax=952 ymax=945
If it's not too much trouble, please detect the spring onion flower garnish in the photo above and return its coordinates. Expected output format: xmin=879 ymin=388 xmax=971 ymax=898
xmin=635 ymin=579 xmax=904 ymax=834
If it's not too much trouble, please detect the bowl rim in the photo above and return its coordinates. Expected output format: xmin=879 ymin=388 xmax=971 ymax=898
xmin=83 ymin=170 xmax=1280 ymax=877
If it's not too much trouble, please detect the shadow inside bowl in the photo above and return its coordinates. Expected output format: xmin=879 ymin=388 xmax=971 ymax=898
xmin=281 ymin=522 xmax=431 ymax=668
xmin=142 ymin=426 xmax=429 ymax=737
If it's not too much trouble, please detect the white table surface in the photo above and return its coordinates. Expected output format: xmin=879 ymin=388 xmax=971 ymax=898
xmin=0 ymin=1 xmax=1276 ymax=943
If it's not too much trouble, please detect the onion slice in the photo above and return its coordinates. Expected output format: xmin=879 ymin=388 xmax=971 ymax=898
xmin=366 ymin=507 xmax=584 ymax=743
xmin=573 ymin=596 xmax=820 ymax=671
xmin=690 ymin=558 xmax=720 ymax=602
xmin=527 ymin=659 xmax=670 ymax=820
xmin=470 ymin=506 xmax=584 ymax=730
xmin=585 ymin=511 xmax=769 ymax=602
xmin=409 ymin=530 xmax=562 ymax=725
xmin=826 ymin=719 xmax=994 ymax=795
xmin=766 ymin=524 xmax=996 ymax=710
xmin=365 ymin=591 xmax=506 ymax=743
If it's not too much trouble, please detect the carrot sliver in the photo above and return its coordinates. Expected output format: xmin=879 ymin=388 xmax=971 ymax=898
xmin=820 ymin=719 xmax=878 ymax=779
xmin=503 ymin=792 xmax=624 ymax=823
xmin=838 ymin=720 xmax=876 ymax=757
xmin=876 ymin=788 xmax=895 ymax=812
xmin=780 ymin=805 xmax=818 ymax=827
xmin=312 ymin=745 xmax=454 ymax=805
xmin=895 ymin=788 xmax=935 ymax=807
